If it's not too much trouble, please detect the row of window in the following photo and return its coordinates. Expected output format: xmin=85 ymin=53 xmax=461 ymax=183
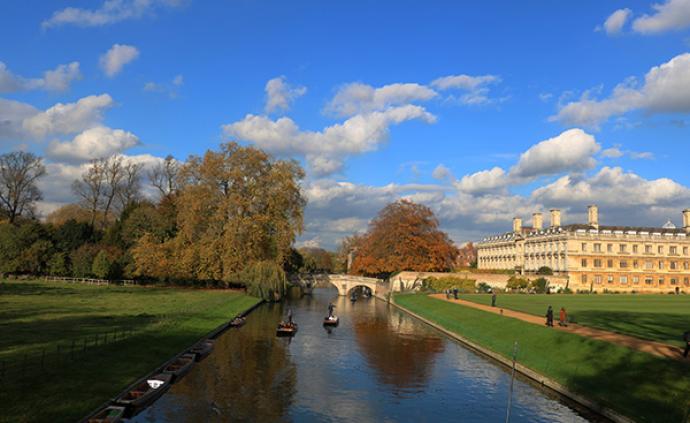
xmin=581 ymin=242 xmax=689 ymax=255
xmin=580 ymin=274 xmax=690 ymax=286
xmin=581 ymin=258 xmax=690 ymax=270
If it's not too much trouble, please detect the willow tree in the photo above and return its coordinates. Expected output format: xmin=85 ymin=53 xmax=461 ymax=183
xmin=132 ymin=142 xmax=305 ymax=293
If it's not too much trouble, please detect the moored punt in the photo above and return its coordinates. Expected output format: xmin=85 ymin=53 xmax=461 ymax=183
xmin=276 ymin=322 xmax=298 ymax=337
xmin=323 ymin=315 xmax=339 ymax=326
xmin=115 ymin=373 xmax=172 ymax=411
xmin=87 ymin=405 xmax=126 ymax=423
xmin=162 ymin=353 xmax=195 ymax=383
xmin=229 ymin=316 xmax=246 ymax=327
xmin=188 ymin=339 xmax=214 ymax=362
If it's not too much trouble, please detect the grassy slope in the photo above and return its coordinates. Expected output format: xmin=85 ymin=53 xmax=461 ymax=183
xmin=395 ymin=294 xmax=690 ymax=423
xmin=0 ymin=280 xmax=260 ymax=423
xmin=461 ymin=293 xmax=690 ymax=346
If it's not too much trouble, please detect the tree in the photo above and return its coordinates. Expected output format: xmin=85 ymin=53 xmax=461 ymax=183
xmin=116 ymin=160 xmax=143 ymax=213
xmin=537 ymin=266 xmax=553 ymax=275
xmin=530 ymin=277 xmax=549 ymax=294
xmin=298 ymin=247 xmax=334 ymax=273
xmin=0 ymin=151 xmax=46 ymax=224
xmin=72 ymin=158 xmax=106 ymax=228
xmin=149 ymin=155 xmax=180 ymax=197
xmin=46 ymin=204 xmax=93 ymax=226
xmin=92 ymin=249 xmax=120 ymax=280
xmin=350 ymin=200 xmax=459 ymax=277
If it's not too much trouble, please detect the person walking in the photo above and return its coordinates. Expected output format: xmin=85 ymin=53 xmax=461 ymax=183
xmin=453 ymin=287 xmax=459 ymax=300
xmin=491 ymin=292 xmax=497 ymax=307
xmin=545 ymin=306 xmax=554 ymax=327
xmin=558 ymin=307 xmax=568 ymax=327
xmin=683 ymin=330 xmax=690 ymax=358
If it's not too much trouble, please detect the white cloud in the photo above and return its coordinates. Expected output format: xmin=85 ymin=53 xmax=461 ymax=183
xmin=143 ymin=74 xmax=183 ymax=98
xmin=0 ymin=98 xmax=38 ymax=139
xmin=264 ymin=76 xmax=306 ymax=114
xmin=455 ymin=167 xmax=509 ymax=194
xmin=46 ymin=126 xmax=140 ymax=163
xmin=552 ymin=53 xmax=690 ymax=127
xmin=432 ymin=164 xmax=453 ymax=181
xmin=325 ymin=82 xmax=436 ymax=117
xmin=633 ymin=0 xmax=690 ymax=34
xmin=0 ymin=61 xmax=81 ymax=93
xmin=43 ymin=0 xmax=183 ymax=28
xmin=509 ymin=129 xmax=600 ymax=178
xmin=172 ymin=74 xmax=183 ymax=86
xmin=601 ymin=147 xmax=624 ymax=158
xmin=22 ymin=94 xmax=114 ymax=138
xmin=431 ymin=74 xmax=501 ymax=105
xmin=224 ymin=105 xmax=436 ymax=176
xmin=100 ymin=44 xmax=139 ymax=77
xmin=603 ymin=8 xmax=632 ymax=34
xmin=600 ymin=146 xmax=654 ymax=160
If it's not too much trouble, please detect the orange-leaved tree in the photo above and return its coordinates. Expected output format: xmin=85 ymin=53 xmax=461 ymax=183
xmin=349 ymin=199 xmax=458 ymax=277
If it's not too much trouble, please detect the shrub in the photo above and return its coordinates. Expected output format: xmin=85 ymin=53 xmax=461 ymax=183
xmin=536 ymin=266 xmax=553 ymax=275
xmin=530 ymin=277 xmax=548 ymax=294
xmin=506 ymin=275 xmax=529 ymax=291
xmin=425 ymin=276 xmax=476 ymax=293
xmin=477 ymin=282 xmax=492 ymax=293
xmin=92 ymin=250 xmax=121 ymax=280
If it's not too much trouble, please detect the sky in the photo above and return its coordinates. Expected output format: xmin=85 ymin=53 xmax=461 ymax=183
xmin=2 ymin=0 xmax=690 ymax=249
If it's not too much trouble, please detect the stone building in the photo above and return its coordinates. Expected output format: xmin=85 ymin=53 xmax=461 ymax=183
xmin=477 ymin=205 xmax=690 ymax=293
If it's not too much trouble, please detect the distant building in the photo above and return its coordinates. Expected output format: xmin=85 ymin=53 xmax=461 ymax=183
xmin=455 ymin=242 xmax=477 ymax=268
xmin=476 ymin=205 xmax=690 ymax=293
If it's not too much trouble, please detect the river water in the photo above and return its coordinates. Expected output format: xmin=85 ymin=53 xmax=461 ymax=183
xmin=132 ymin=288 xmax=595 ymax=422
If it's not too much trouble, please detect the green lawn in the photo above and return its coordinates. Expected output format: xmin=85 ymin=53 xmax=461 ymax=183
xmin=461 ymin=293 xmax=690 ymax=347
xmin=0 ymin=280 xmax=260 ymax=423
xmin=395 ymin=294 xmax=690 ymax=423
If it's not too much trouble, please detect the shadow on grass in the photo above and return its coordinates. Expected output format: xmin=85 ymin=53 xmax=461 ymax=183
xmin=573 ymin=310 xmax=688 ymax=347
xmin=0 ymin=282 xmax=80 ymax=296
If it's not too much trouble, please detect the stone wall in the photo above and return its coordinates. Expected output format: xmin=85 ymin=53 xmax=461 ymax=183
xmin=390 ymin=271 xmax=570 ymax=291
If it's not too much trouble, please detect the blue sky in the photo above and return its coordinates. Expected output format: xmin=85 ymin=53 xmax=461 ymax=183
xmin=2 ymin=0 xmax=690 ymax=248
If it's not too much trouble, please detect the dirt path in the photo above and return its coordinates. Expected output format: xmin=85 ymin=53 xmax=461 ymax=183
xmin=429 ymin=294 xmax=686 ymax=361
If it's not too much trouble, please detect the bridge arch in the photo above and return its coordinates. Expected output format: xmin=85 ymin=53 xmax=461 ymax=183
xmin=326 ymin=274 xmax=381 ymax=296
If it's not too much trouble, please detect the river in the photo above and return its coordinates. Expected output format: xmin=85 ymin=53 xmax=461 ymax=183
xmin=132 ymin=287 xmax=596 ymax=422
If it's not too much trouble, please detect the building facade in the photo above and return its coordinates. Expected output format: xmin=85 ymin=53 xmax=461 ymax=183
xmin=477 ymin=205 xmax=690 ymax=293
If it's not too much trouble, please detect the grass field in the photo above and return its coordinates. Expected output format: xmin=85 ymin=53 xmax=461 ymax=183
xmin=0 ymin=280 xmax=260 ymax=423
xmin=395 ymin=294 xmax=690 ymax=423
xmin=461 ymin=293 xmax=690 ymax=347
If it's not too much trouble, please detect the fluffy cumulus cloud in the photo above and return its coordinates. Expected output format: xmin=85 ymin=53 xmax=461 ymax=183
xmin=603 ymin=8 xmax=632 ymax=34
xmin=0 ymin=61 xmax=81 ymax=93
xmin=224 ymin=105 xmax=436 ymax=176
xmin=22 ymin=94 xmax=114 ymax=138
xmin=46 ymin=126 xmax=140 ymax=163
xmin=552 ymin=53 xmax=690 ymax=127
xmin=455 ymin=167 xmax=509 ymax=194
xmin=632 ymin=0 xmax=690 ymax=34
xmin=430 ymin=74 xmax=501 ymax=105
xmin=264 ymin=76 xmax=306 ymax=114
xmin=325 ymin=82 xmax=436 ymax=117
xmin=42 ymin=0 xmax=183 ymax=28
xmin=431 ymin=164 xmax=453 ymax=181
xmin=100 ymin=44 xmax=139 ymax=77
xmin=0 ymin=98 xmax=38 ymax=140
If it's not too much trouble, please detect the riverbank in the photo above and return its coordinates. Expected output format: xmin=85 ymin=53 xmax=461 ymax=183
xmin=393 ymin=293 xmax=690 ymax=423
xmin=0 ymin=280 xmax=260 ymax=423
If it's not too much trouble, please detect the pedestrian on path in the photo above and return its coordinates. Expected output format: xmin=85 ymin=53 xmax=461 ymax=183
xmin=491 ymin=292 xmax=497 ymax=307
xmin=545 ymin=306 xmax=554 ymax=327
xmin=558 ymin=307 xmax=568 ymax=327
xmin=683 ymin=330 xmax=690 ymax=358
xmin=453 ymin=288 xmax=458 ymax=299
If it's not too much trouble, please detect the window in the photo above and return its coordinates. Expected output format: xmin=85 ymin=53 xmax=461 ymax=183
xmin=684 ymin=247 xmax=688 ymax=255
xmin=658 ymin=246 xmax=664 ymax=254
xmin=684 ymin=262 xmax=689 ymax=270
xmin=645 ymin=277 xmax=653 ymax=285
xmin=659 ymin=278 xmax=665 ymax=285
xmin=670 ymin=246 xmax=677 ymax=254
xmin=581 ymin=259 xmax=588 ymax=268
xmin=633 ymin=244 xmax=639 ymax=253
xmin=594 ymin=275 xmax=602 ymax=284
xmin=593 ymin=243 xmax=602 ymax=252
xmin=633 ymin=260 xmax=639 ymax=269
xmin=671 ymin=278 xmax=678 ymax=286
xmin=607 ymin=244 xmax=613 ymax=252
xmin=645 ymin=261 xmax=653 ymax=269
xmin=581 ymin=274 xmax=587 ymax=283
xmin=670 ymin=261 xmax=677 ymax=270
xmin=607 ymin=259 xmax=613 ymax=268
xmin=684 ymin=278 xmax=689 ymax=286
xmin=608 ymin=275 xmax=614 ymax=284
xmin=645 ymin=245 xmax=652 ymax=253
xmin=659 ymin=260 xmax=664 ymax=269
xmin=620 ymin=276 xmax=628 ymax=284
xmin=581 ymin=242 xmax=587 ymax=252
xmin=620 ymin=260 xmax=628 ymax=268
xmin=594 ymin=259 xmax=602 ymax=268
xmin=632 ymin=276 xmax=639 ymax=284
xmin=619 ymin=244 xmax=626 ymax=253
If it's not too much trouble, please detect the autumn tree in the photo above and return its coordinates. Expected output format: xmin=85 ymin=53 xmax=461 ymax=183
xmin=350 ymin=200 xmax=458 ymax=277
xmin=0 ymin=151 xmax=46 ymax=224
xmin=149 ymin=154 xmax=180 ymax=197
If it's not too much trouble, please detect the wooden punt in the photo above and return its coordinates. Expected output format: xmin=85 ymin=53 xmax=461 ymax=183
xmin=276 ymin=322 xmax=298 ymax=337
xmin=162 ymin=353 xmax=195 ymax=383
xmin=188 ymin=339 xmax=214 ymax=361
xmin=115 ymin=373 xmax=172 ymax=410
xmin=323 ymin=316 xmax=339 ymax=326
xmin=87 ymin=405 xmax=126 ymax=423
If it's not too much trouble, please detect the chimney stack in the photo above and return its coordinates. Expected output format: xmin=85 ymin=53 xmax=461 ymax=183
xmin=513 ymin=217 xmax=522 ymax=233
xmin=588 ymin=205 xmax=599 ymax=229
xmin=550 ymin=209 xmax=561 ymax=227
xmin=683 ymin=209 xmax=690 ymax=234
xmin=532 ymin=212 xmax=543 ymax=230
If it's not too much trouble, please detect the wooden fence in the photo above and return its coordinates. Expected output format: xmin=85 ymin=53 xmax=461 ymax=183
xmin=42 ymin=276 xmax=140 ymax=286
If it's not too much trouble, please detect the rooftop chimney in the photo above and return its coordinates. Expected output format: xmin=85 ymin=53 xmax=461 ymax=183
xmin=532 ymin=212 xmax=543 ymax=231
xmin=588 ymin=205 xmax=599 ymax=229
xmin=550 ymin=209 xmax=561 ymax=227
xmin=683 ymin=209 xmax=690 ymax=234
xmin=513 ymin=217 xmax=522 ymax=233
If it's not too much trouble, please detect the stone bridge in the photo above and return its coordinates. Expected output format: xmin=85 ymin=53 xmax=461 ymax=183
xmin=289 ymin=273 xmax=385 ymax=297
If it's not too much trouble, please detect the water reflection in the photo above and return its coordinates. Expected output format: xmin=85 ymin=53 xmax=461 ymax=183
xmin=133 ymin=288 xmax=594 ymax=423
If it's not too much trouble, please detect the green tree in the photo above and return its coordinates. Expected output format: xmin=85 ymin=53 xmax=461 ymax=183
xmin=70 ymin=244 xmax=100 ymax=278
xmin=536 ymin=266 xmax=553 ymax=275
xmin=92 ymin=250 xmax=119 ymax=280
xmin=531 ymin=277 xmax=549 ymax=293
xmin=48 ymin=252 xmax=70 ymax=276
